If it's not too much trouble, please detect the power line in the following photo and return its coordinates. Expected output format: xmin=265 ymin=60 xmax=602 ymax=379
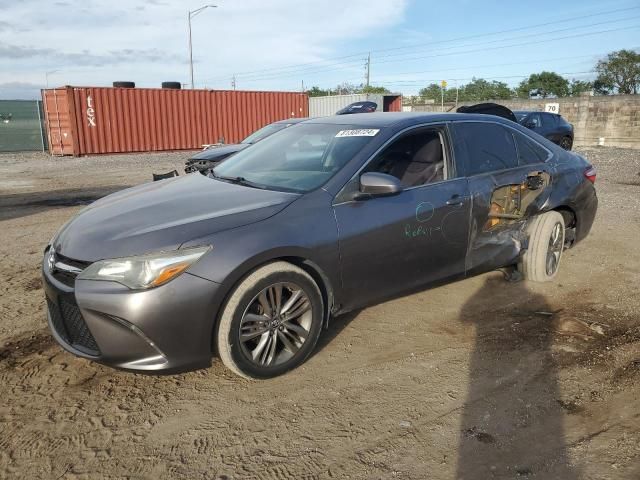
xmin=370 ymin=54 xmax=602 ymax=81
xmin=373 ymin=15 xmax=640 ymax=62
xmin=201 ymin=5 xmax=640 ymax=82
xmin=207 ymin=20 xmax=638 ymax=85
xmin=377 ymin=71 xmax=597 ymax=86
xmin=217 ymin=24 xmax=638 ymax=85
xmin=372 ymin=24 xmax=640 ymax=67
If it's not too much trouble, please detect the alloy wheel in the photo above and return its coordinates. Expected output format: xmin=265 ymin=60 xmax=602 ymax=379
xmin=239 ymin=282 xmax=312 ymax=367
xmin=546 ymin=222 xmax=564 ymax=276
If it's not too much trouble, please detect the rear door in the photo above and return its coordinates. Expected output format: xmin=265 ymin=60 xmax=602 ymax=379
xmin=332 ymin=124 xmax=471 ymax=310
xmin=450 ymin=121 xmax=552 ymax=275
xmin=540 ymin=113 xmax=562 ymax=143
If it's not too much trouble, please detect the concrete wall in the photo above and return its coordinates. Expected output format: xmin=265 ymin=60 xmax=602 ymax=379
xmin=409 ymin=94 xmax=640 ymax=149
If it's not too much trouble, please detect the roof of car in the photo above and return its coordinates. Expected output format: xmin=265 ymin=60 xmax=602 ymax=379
xmin=302 ymin=112 xmax=521 ymax=128
xmin=272 ymin=117 xmax=309 ymax=125
xmin=514 ymin=110 xmax=561 ymax=116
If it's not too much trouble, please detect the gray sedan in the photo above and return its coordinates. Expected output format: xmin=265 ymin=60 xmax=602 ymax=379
xmin=43 ymin=113 xmax=597 ymax=379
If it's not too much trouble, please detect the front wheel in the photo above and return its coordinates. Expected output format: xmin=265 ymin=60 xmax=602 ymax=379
xmin=216 ymin=262 xmax=324 ymax=379
xmin=520 ymin=211 xmax=565 ymax=282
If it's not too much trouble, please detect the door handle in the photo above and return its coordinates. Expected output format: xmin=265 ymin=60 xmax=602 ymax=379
xmin=446 ymin=194 xmax=468 ymax=206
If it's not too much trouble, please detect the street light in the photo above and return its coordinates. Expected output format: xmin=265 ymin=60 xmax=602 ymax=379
xmin=188 ymin=4 xmax=217 ymax=89
xmin=45 ymin=70 xmax=60 ymax=88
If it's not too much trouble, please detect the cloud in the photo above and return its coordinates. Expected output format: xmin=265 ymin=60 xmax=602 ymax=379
xmin=0 ymin=0 xmax=409 ymax=91
xmin=0 ymin=42 xmax=184 ymax=66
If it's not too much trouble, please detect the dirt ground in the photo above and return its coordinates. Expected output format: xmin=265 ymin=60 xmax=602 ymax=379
xmin=1 ymin=147 xmax=639 ymax=480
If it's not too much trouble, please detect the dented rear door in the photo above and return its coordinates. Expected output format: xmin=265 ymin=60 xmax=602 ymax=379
xmin=451 ymin=121 xmax=553 ymax=275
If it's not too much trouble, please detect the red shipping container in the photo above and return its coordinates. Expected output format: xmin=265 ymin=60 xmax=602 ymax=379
xmin=42 ymin=86 xmax=309 ymax=156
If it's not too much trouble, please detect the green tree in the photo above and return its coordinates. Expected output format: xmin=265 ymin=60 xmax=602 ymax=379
xmin=306 ymin=86 xmax=330 ymax=97
xmin=592 ymin=78 xmax=612 ymax=96
xmin=360 ymin=85 xmax=391 ymax=94
xmin=333 ymin=82 xmax=360 ymax=95
xmin=569 ymin=79 xmax=592 ymax=96
xmin=462 ymin=78 xmax=513 ymax=101
xmin=418 ymin=83 xmax=456 ymax=103
xmin=594 ymin=49 xmax=640 ymax=94
xmin=516 ymin=71 xmax=570 ymax=98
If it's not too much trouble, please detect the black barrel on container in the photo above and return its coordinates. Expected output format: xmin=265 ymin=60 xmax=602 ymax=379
xmin=161 ymin=81 xmax=182 ymax=89
xmin=113 ymin=81 xmax=135 ymax=88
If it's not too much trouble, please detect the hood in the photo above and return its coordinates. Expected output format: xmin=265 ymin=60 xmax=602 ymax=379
xmin=53 ymin=174 xmax=298 ymax=261
xmin=189 ymin=143 xmax=248 ymax=161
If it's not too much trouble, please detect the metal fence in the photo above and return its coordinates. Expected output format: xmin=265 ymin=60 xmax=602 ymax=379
xmin=0 ymin=100 xmax=47 ymax=152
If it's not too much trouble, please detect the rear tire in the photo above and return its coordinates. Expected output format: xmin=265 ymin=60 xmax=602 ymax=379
xmin=112 ymin=81 xmax=135 ymax=88
xmin=216 ymin=262 xmax=323 ymax=379
xmin=520 ymin=211 xmax=565 ymax=282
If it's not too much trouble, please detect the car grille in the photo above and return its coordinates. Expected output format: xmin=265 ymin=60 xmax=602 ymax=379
xmin=47 ymin=296 xmax=100 ymax=356
xmin=51 ymin=253 xmax=91 ymax=287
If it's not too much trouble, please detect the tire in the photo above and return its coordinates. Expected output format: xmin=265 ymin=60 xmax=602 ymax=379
xmin=520 ymin=211 xmax=565 ymax=282
xmin=112 ymin=81 xmax=135 ymax=88
xmin=216 ymin=262 xmax=324 ymax=379
xmin=161 ymin=81 xmax=181 ymax=89
xmin=560 ymin=136 xmax=573 ymax=150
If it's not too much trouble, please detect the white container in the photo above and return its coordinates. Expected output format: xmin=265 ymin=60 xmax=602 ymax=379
xmin=309 ymin=93 xmax=402 ymax=117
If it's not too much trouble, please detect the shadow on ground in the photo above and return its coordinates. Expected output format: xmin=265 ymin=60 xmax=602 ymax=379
xmin=0 ymin=186 xmax=130 ymax=221
xmin=456 ymin=277 xmax=580 ymax=479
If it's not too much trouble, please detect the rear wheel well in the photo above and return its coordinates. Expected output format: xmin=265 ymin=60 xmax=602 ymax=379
xmin=553 ymin=206 xmax=576 ymax=229
xmin=552 ymin=206 xmax=577 ymax=247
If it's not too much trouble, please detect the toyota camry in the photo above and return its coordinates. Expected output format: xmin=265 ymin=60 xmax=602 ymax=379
xmin=43 ymin=112 xmax=597 ymax=379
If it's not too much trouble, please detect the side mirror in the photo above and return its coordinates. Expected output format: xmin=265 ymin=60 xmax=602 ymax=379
xmin=355 ymin=172 xmax=402 ymax=200
xmin=524 ymin=121 xmax=536 ymax=129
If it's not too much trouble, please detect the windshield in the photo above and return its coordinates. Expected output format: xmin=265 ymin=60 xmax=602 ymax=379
xmin=241 ymin=123 xmax=289 ymax=144
xmin=213 ymin=123 xmax=380 ymax=193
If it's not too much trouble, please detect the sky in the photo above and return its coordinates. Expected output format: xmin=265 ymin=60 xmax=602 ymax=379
xmin=0 ymin=0 xmax=638 ymax=99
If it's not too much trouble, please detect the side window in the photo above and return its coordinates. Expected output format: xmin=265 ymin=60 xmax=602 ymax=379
xmin=364 ymin=128 xmax=446 ymax=188
xmin=454 ymin=122 xmax=518 ymax=176
xmin=512 ymin=130 xmax=549 ymax=165
xmin=530 ymin=113 xmax=543 ymax=127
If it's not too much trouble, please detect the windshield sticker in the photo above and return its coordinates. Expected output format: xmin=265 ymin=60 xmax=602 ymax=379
xmin=335 ymin=129 xmax=380 ymax=138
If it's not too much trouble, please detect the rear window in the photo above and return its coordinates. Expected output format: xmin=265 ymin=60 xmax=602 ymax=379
xmin=454 ymin=122 xmax=518 ymax=176
xmin=512 ymin=130 xmax=549 ymax=165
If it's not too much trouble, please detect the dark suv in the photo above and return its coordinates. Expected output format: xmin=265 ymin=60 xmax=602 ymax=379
xmin=515 ymin=111 xmax=574 ymax=150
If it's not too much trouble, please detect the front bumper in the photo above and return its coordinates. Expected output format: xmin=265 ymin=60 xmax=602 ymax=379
xmin=42 ymin=251 xmax=222 ymax=372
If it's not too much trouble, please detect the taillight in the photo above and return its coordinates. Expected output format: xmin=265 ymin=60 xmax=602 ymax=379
xmin=584 ymin=165 xmax=597 ymax=183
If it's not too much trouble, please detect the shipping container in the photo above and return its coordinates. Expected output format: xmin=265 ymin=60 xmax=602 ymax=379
xmin=309 ymin=93 xmax=402 ymax=117
xmin=42 ymin=86 xmax=308 ymax=156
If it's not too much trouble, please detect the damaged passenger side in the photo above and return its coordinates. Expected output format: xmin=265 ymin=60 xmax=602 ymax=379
xmin=484 ymin=171 xmax=551 ymax=231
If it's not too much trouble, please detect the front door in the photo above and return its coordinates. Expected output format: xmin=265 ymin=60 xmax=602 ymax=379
xmin=332 ymin=125 xmax=470 ymax=311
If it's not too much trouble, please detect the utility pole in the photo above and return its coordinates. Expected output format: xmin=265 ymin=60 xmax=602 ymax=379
xmin=188 ymin=5 xmax=217 ymax=89
xmin=301 ymin=80 xmax=305 ymax=93
xmin=365 ymin=52 xmax=371 ymax=88
xmin=455 ymin=80 xmax=459 ymax=109
xmin=231 ymin=75 xmax=236 ymax=90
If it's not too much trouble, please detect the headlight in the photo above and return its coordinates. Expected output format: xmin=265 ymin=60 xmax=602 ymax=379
xmin=77 ymin=246 xmax=210 ymax=289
